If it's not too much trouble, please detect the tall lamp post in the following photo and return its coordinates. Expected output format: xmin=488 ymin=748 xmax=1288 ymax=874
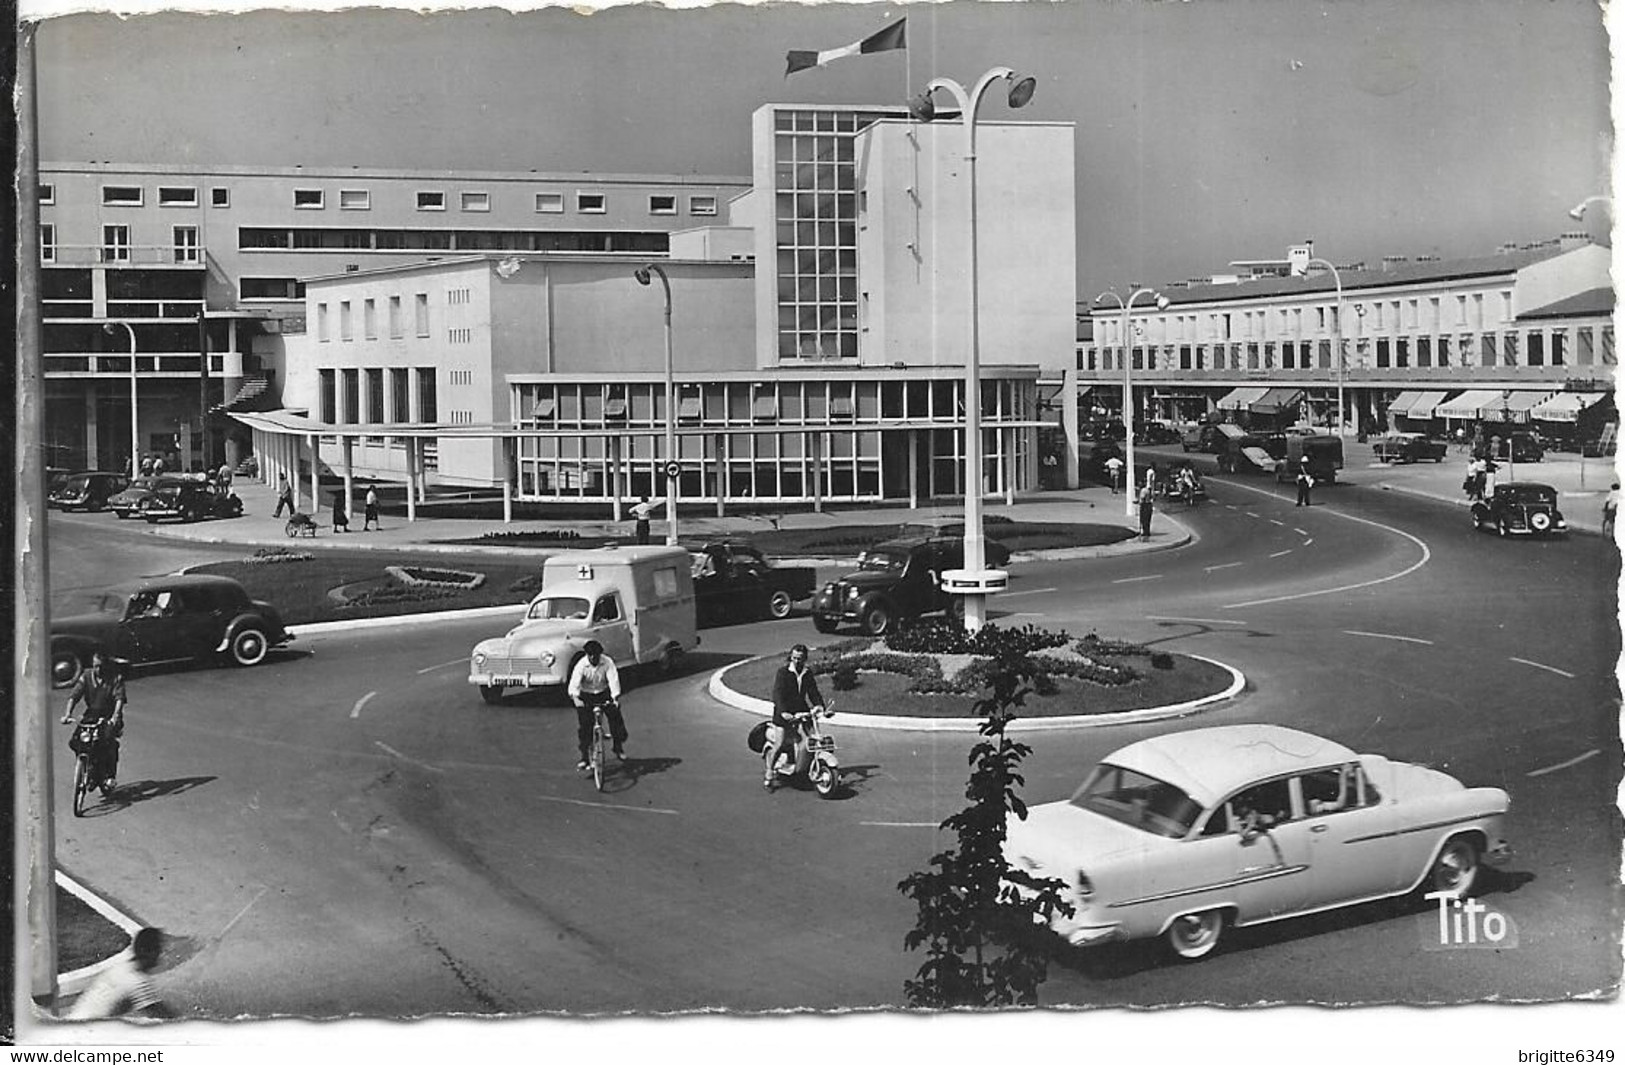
xmin=1305 ymin=256 xmax=1345 ymax=437
xmin=909 ymin=66 xmax=1036 ymax=631
xmin=1095 ymin=288 xmax=1168 ymax=518
xmin=634 ymin=264 xmax=679 ymax=546
xmin=104 ymin=321 xmax=139 ymax=474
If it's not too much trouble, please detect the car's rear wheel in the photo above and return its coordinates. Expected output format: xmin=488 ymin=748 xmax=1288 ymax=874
xmin=766 ymin=589 xmax=794 ymax=620
xmin=1427 ymin=835 xmax=1481 ymax=901
xmin=229 ymin=626 xmax=269 ymax=667
xmin=1165 ymin=910 xmax=1225 ymax=960
xmin=861 ymin=604 xmax=891 ymax=636
xmin=478 ymin=685 xmax=503 ymax=706
xmin=52 ymin=648 xmax=87 ymax=689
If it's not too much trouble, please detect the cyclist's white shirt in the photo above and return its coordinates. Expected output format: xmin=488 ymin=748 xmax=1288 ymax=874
xmin=568 ymin=656 xmax=621 ymax=701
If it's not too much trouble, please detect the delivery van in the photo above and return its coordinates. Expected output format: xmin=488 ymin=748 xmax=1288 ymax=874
xmin=468 ymin=545 xmax=699 ymax=705
xmin=1276 ymin=433 xmax=1345 ymax=485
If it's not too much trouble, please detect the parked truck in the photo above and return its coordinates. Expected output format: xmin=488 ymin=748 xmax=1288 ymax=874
xmin=690 ymin=541 xmax=817 ymax=624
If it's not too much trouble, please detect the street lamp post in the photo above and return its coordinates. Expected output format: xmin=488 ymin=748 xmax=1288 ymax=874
xmin=1305 ymin=257 xmax=1344 ymax=438
xmin=1095 ymin=288 xmax=1168 ymax=518
xmin=909 ymin=66 xmax=1036 ymax=631
xmin=1501 ymin=390 xmax=1516 ymax=484
xmin=635 ymin=264 xmax=679 ymax=546
xmin=104 ymin=321 xmax=139 ymax=474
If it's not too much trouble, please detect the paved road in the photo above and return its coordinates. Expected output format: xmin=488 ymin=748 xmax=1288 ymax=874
xmin=44 ymin=471 xmax=1620 ymax=1016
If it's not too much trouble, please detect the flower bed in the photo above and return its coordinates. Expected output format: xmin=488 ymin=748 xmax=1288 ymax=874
xmin=244 ymin=547 xmax=313 ymax=565
xmin=385 ymin=565 xmax=486 ymax=591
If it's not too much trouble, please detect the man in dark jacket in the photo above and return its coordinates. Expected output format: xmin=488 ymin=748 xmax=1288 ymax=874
xmin=764 ymin=643 xmax=824 ymax=791
xmin=61 ymin=652 xmax=127 ymax=790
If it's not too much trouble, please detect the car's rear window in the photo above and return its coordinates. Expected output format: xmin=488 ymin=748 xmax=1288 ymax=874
xmin=1069 ymin=763 xmax=1202 ymax=839
xmin=1504 ymin=486 xmax=1556 ymax=504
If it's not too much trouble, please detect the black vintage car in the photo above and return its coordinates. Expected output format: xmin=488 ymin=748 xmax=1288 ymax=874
xmin=690 ymin=541 xmax=817 ymax=624
xmin=1371 ymin=432 xmax=1448 ymax=464
xmin=892 ymin=520 xmax=1014 ymax=568
xmin=139 ymin=479 xmax=244 ymax=523
xmin=48 ymin=471 xmax=130 ymax=512
xmin=811 ymin=536 xmax=972 ymax=636
xmin=1471 ymin=482 xmax=1568 ymax=538
xmin=108 ymin=475 xmax=192 ymax=519
xmin=50 ymin=573 xmax=294 ymax=687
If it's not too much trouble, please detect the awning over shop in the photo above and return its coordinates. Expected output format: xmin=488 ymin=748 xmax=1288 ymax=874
xmin=1396 ymin=391 xmax=1449 ymax=419
xmin=1528 ymin=392 xmax=1607 ymax=423
xmin=1493 ymin=391 xmax=1554 ymax=423
xmin=1216 ymin=386 xmax=1268 ymax=411
xmin=1386 ymin=391 xmax=1422 ymax=415
xmin=1249 ymin=388 xmax=1304 ymax=416
xmin=1434 ymin=390 xmax=1503 ymax=420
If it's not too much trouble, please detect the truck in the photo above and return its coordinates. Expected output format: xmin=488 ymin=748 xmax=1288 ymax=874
xmin=690 ymin=541 xmax=818 ymax=624
xmin=1275 ymin=433 xmax=1345 ymax=485
xmin=811 ymin=536 xmax=968 ymax=636
xmin=468 ymin=545 xmax=699 ymax=705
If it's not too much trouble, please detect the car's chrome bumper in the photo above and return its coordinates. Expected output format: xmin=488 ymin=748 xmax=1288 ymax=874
xmin=468 ymin=672 xmax=562 ymax=688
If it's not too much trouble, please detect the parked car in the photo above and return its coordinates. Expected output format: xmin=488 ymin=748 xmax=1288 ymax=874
xmin=1471 ymin=482 xmax=1568 ymax=538
xmin=1003 ymin=724 xmax=1511 ymax=961
xmin=811 ymin=536 xmax=977 ymax=635
xmin=1481 ymin=432 xmax=1544 ymax=464
xmin=893 ymin=520 xmax=1013 ymax=568
xmin=1181 ymin=424 xmax=1227 ymax=453
xmin=48 ymin=471 xmax=129 ymax=512
xmin=1135 ymin=421 xmax=1183 ymax=446
xmin=690 ymin=540 xmax=817 ymax=624
xmin=139 ymin=480 xmax=245 ymax=523
xmin=108 ymin=475 xmax=191 ymax=519
xmin=1372 ymin=432 xmax=1448 ymax=464
xmin=50 ymin=573 xmax=294 ymax=688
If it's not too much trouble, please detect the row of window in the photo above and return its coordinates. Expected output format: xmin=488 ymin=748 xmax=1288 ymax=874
xmin=40 ymin=223 xmax=200 ymax=265
xmin=1096 ymin=291 xmax=1516 ymax=347
xmin=52 ymin=182 xmax=718 ymax=218
xmin=237 ymin=227 xmax=669 ymax=255
xmin=317 ymin=366 xmax=438 ymax=425
xmin=316 ymin=294 xmax=431 ymax=342
xmin=1081 ymin=326 xmax=1616 ymax=373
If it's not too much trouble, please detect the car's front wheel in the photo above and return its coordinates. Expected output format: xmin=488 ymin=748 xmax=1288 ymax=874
xmin=1427 ymin=835 xmax=1481 ymax=901
xmin=52 ymin=648 xmax=87 ymax=689
xmin=861 ymin=603 xmax=891 ymax=636
xmin=1165 ymin=909 xmax=1225 ymax=960
xmin=766 ymin=589 xmax=794 ymax=620
xmin=228 ymin=626 xmax=270 ymax=667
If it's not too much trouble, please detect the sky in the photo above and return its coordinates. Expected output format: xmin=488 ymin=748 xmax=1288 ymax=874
xmin=25 ymin=0 xmax=1612 ymax=302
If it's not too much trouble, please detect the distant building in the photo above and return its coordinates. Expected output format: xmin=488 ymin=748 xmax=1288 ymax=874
xmin=1078 ymin=239 xmax=1614 ymax=441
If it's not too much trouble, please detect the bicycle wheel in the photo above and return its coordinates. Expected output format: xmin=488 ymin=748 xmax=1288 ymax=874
xmin=72 ymin=754 xmax=91 ymax=817
xmin=590 ymin=715 xmax=607 ymax=792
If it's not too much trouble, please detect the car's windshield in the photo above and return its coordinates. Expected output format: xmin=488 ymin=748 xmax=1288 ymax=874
xmin=527 ymin=596 xmax=590 ymax=620
xmin=1069 ymin=763 xmax=1203 ymax=839
xmin=59 ymin=590 xmax=126 ymax=616
xmin=857 ymin=549 xmax=909 ymax=573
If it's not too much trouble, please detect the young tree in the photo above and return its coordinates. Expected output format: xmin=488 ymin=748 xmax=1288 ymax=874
xmin=897 ymin=645 xmax=1074 ymax=1007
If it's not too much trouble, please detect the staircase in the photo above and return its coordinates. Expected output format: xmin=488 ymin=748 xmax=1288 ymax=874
xmin=209 ymin=372 xmax=275 ymax=417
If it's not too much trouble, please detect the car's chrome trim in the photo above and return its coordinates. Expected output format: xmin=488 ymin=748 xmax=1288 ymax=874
xmin=1342 ymin=812 xmax=1501 ymax=846
xmin=1105 ymin=863 xmax=1308 ymax=909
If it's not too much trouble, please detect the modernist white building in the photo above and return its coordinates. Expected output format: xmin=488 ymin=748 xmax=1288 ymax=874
xmin=234 ymin=103 xmax=1081 ymax=515
xmin=1078 ymin=239 xmax=1615 ymax=441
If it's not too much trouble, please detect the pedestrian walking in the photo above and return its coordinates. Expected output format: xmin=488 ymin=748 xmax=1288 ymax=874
xmin=1294 ymin=459 xmax=1314 ymax=507
xmin=217 ymin=462 xmax=232 ymax=489
xmin=66 ymin=927 xmax=173 ymax=1019
xmin=1464 ymin=455 xmax=1487 ymax=502
xmin=1104 ymin=455 xmax=1124 ymax=494
xmin=362 ymin=485 xmax=380 ymax=531
xmin=139 ymin=454 xmax=153 ymax=477
xmin=151 ymin=454 xmax=165 ymax=475
xmin=1137 ymin=479 xmax=1154 ymax=539
xmin=331 ymin=490 xmax=350 ymax=533
xmin=1603 ymin=482 xmax=1619 ymax=538
xmin=274 ymin=473 xmax=294 ymax=517
xmin=629 ymin=495 xmax=662 ymax=544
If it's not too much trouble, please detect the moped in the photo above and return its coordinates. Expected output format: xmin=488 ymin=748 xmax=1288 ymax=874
xmin=755 ymin=707 xmax=840 ymax=798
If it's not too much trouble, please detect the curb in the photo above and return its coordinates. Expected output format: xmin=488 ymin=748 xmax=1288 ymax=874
xmin=55 ymin=867 xmax=145 ymax=995
xmin=706 ymin=651 xmax=1245 ymax=732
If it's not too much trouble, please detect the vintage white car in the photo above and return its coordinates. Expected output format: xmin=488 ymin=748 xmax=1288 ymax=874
xmin=1004 ymin=724 xmax=1511 ymax=960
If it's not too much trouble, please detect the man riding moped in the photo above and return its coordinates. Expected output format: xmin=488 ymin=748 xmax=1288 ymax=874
xmin=61 ymin=651 xmax=127 ymax=792
xmin=763 ymin=643 xmax=825 ymax=791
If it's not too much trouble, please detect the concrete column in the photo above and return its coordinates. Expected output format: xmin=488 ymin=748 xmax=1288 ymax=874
xmin=307 ymin=433 xmax=320 ymax=510
xmin=84 ymin=388 xmax=99 ymax=471
xmin=502 ymin=437 xmax=513 ymax=524
xmin=908 ymin=430 xmax=919 ymax=509
xmin=809 ymin=432 xmax=823 ymax=514
xmin=609 ymin=436 xmax=623 ymax=523
xmin=405 ymin=438 xmax=417 ymax=523
xmin=715 ymin=433 xmax=726 ymax=518
xmin=1004 ymin=427 xmax=1015 ymax=506
xmin=342 ymin=437 xmax=355 ymax=519
xmin=1062 ymin=367 xmax=1080 ymax=489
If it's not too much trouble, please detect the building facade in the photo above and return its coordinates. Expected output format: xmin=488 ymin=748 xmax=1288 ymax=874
xmin=1078 ymin=240 xmax=1615 ymax=442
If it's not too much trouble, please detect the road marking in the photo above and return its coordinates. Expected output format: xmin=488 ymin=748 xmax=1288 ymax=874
xmin=861 ymin=821 xmax=940 ymax=828
xmin=1293 ymin=528 xmax=1308 ymax=536
xmin=416 ymin=658 xmax=466 ymax=675
xmin=374 ymin=740 xmax=446 ymax=774
xmin=535 ymin=794 xmax=679 ymax=815
xmin=1342 ymin=630 xmax=1434 ymax=646
xmin=1204 ymin=562 xmax=1243 ymax=572
xmin=999 ymin=586 xmax=1057 ymax=598
xmin=1268 ymin=549 xmax=1292 ymax=558
xmin=1301 ymin=537 xmax=1314 ymax=546
xmin=1216 ymin=482 xmax=1431 ymax=609
xmin=1147 ymin=616 xmax=1249 ymax=626
xmin=1245 ymin=511 xmax=1261 ymax=518
xmin=218 ymin=886 xmax=269 ymax=940
xmin=350 ymin=690 xmax=378 ymax=719
xmin=1526 ymin=748 xmax=1601 ymax=778
xmin=1509 ymin=657 xmax=1576 ymax=679
xmin=1268 ymin=519 xmax=1286 ymax=527
xmin=1112 ymin=574 xmax=1162 ymax=584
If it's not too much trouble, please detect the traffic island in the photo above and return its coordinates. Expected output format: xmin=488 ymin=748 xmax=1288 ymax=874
xmin=710 ymin=629 xmax=1245 ymax=731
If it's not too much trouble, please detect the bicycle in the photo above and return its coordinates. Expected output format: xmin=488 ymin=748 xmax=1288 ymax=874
xmin=587 ymin=699 xmax=617 ymax=792
xmin=69 ymin=719 xmax=111 ymax=817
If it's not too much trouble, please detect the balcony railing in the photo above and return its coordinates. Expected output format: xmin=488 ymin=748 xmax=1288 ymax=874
xmin=43 ymin=244 xmax=208 ymax=268
xmin=44 ymin=351 xmax=210 ymax=377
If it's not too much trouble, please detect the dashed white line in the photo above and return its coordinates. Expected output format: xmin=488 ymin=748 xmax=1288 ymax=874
xmin=1268 ymin=549 xmax=1293 ymax=558
xmin=1146 ymin=616 xmax=1249 ymax=626
xmin=1268 ymin=519 xmax=1286 ymax=527
xmin=1293 ymin=528 xmax=1309 ymax=536
xmin=999 ymin=586 xmax=1057 ymax=598
xmin=350 ymin=691 xmax=377 ymax=719
xmin=1342 ymin=630 xmax=1434 ymax=646
xmin=1245 ymin=511 xmax=1261 ymax=518
xmin=1204 ymin=562 xmax=1244 ymax=572
xmin=374 ymin=740 xmax=446 ymax=774
xmin=861 ymin=821 xmax=940 ymax=828
xmin=1509 ymin=657 xmax=1576 ymax=679
xmin=1112 ymin=574 xmax=1163 ymax=584
xmin=1526 ymin=748 xmax=1601 ymax=777
xmin=416 ymin=658 xmax=467 ymax=675
xmin=534 ymin=794 xmax=679 ymax=815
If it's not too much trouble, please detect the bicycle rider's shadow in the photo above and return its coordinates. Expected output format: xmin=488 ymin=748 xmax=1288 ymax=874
xmin=599 ymin=756 xmax=681 ymax=794
xmin=83 ymin=775 xmax=216 ymax=816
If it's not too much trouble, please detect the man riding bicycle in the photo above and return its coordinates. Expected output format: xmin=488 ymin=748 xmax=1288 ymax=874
xmin=764 ymin=643 xmax=825 ymax=791
xmin=567 ymin=640 xmax=626 ymax=771
xmin=61 ymin=652 xmax=127 ymax=791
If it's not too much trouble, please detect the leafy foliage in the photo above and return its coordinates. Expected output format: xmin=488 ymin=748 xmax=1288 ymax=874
xmin=885 ymin=618 xmax=1072 ymax=656
xmin=897 ymin=647 xmax=1074 ymax=1007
